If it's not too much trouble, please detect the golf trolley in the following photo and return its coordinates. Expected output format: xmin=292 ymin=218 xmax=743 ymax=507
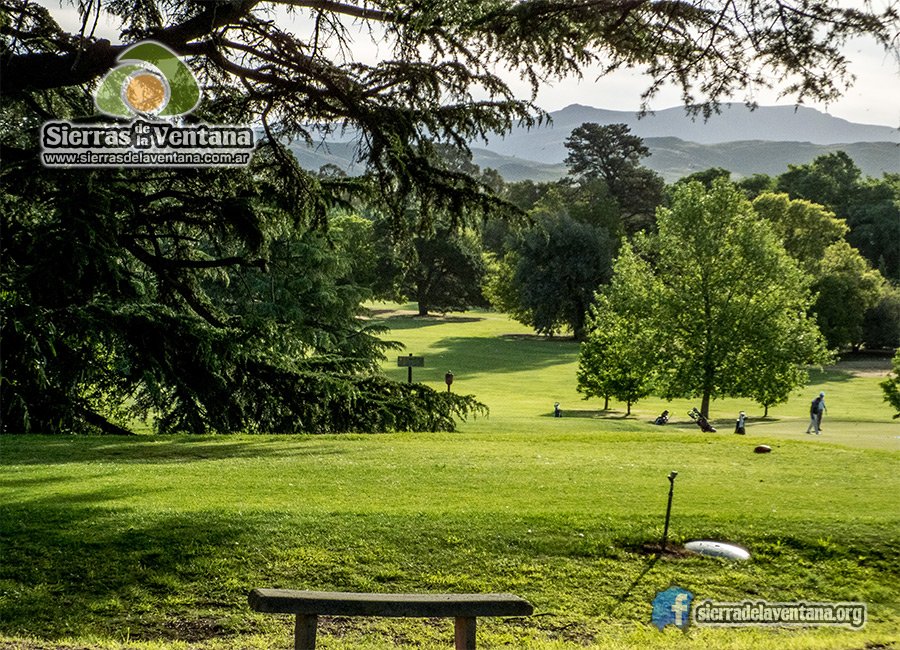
xmin=688 ymin=407 xmax=717 ymax=432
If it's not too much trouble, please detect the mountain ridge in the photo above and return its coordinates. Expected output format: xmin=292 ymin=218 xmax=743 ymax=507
xmin=483 ymin=103 xmax=899 ymax=164
xmin=286 ymin=104 xmax=900 ymax=182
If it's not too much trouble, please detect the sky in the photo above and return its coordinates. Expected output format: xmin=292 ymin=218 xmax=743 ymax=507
xmin=35 ymin=1 xmax=900 ymax=128
xmin=519 ymin=38 xmax=900 ymax=128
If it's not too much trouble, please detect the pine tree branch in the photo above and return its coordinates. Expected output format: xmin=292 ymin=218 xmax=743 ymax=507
xmin=1 ymin=0 xmax=261 ymax=93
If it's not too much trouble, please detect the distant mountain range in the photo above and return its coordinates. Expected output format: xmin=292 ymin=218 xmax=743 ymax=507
xmin=287 ymin=103 xmax=900 ymax=182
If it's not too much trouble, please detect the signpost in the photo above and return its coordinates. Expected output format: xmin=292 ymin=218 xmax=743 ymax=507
xmin=445 ymin=371 xmax=454 ymax=392
xmin=397 ymin=354 xmax=425 ymax=383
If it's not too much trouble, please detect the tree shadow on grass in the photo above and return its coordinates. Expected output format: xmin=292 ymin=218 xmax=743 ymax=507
xmin=373 ymin=314 xmax=487 ymax=331
xmin=421 ymin=335 xmax=579 ymax=375
xmin=0 ymin=492 xmax=257 ymax=642
xmin=0 ymin=436 xmax=346 ymax=466
xmin=550 ymin=409 xmax=634 ymax=420
xmin=806 ymin=366 xmax=856 ymax=384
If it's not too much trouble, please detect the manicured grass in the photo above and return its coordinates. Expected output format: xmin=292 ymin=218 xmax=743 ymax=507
xmin=375 ymin=305 xmax=899 ymax=446
xmin=1 ymin=306 xmax=898 ymax=649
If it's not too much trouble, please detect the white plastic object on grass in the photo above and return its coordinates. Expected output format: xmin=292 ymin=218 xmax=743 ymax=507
xmin=685 ymin=540 xmax=750 ymax=560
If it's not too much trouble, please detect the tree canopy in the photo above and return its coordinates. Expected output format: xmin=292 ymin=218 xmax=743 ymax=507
xmin=486 ymin=207 xmax=613 ymax=339
xmin=775 ymin=154 xmax=900 ymax=282
xmin=577 ymin=244 xmax=658 ymax=414
xmin=582 ymin=180 xmax=831 ymax=417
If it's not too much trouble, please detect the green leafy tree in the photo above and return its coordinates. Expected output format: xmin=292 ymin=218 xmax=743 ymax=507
xmin=494 ymin=203 xmax=613 ymax=339
xmin=752 ymin=192 xmax=890 ymax=351
xmin=3 ymin=0 xmax=897 ymax=433
xmin=738 ymin=173 xmax=777 ymax=199
xmin=731 ymin=319 xmax=827 ymax=417
xmin=844 ymin=176 xmax=900 ymax=283
xmin=330 ymin=214 xmax=381 ymax=293
xmin=775 ymin=154 xmax=900 ymax=281
xmin=881 ymin=350 xmax=900 ymax=418
xmin=813 ymin=241 xmax=886 ymax=350
xmin=643 ymin=180 xmax=830 ymax=417
xmin=403 ymin=229 xmax=488 ymax=316
xmin=776 ymin=151 xmax=861 ymax=215
xmin=752 ymin=192 xmax=849 ymax=273
xmin=672 ymin=167 xmax=732 ymax=190
xmin=863 ymin=286 xmax=900 ymax=351
xmin=577 ymin=245 xmax=659 ymax=414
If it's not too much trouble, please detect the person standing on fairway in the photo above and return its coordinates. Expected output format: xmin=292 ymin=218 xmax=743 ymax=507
xmin=806 ymin=392 xmax=826 ymax=435
xmin=815 ymin=392 xmax=827 ymax=430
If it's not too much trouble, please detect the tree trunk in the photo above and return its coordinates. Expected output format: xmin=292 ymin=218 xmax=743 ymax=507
xmin=417 ymin=303 xmax=429 ymax=316
xmin=700 ymin=391 xmax=711 ymax=420
xmin=604 ymin=395 xmax=609 ymax=411
xmin=764 ymin=404 xmax=769 ymax=417
xmin=626 ymin=401 xmax=631 ymax=416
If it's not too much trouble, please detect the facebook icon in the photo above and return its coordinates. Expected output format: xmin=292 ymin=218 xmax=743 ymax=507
xmin=651 ymin=586 xmax=694 ymax=631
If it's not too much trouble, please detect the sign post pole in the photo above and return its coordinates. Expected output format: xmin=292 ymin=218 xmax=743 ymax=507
xmin=397 ymin=354 xmax=425 ymax=383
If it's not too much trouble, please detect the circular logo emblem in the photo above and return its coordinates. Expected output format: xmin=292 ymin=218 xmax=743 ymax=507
xmin=122 ymin=69 xmax=170 ymax=114
xmin=95 ymin=41 xmax=201 ymax=118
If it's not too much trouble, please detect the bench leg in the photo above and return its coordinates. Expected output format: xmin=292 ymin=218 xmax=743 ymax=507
xmin=294 ymin=614 xmax=318 ymax=650
xmin=454 ymin=616 xmax=476 ymax=650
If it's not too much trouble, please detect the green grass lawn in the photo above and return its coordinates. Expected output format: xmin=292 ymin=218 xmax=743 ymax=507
xmin=1 ymin=306 xmax=898 ymax=649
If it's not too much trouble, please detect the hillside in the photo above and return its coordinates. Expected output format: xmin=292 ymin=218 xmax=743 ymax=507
xmin=286 ymin=104 xmax=899 ymax=182
xmin=290 ymin=137 xmax=899 ymax=183
xmin=486 ymin=103 xmax=899 ymax=163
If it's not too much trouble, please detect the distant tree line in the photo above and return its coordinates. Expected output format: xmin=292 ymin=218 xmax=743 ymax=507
xmin=351 ymin=126 xmax=898 ymax=349
xmin=335 ymin=124 xmax=898 ymax=417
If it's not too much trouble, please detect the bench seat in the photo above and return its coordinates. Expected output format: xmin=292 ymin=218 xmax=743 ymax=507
xmin=249 ymin=588 xmax=533 ymax=649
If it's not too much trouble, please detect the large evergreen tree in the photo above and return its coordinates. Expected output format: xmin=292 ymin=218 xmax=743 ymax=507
xmin=3 ymin=0 xmax=897 ymax=433
xmin=564 ymin=122 xmax=664 ymax=234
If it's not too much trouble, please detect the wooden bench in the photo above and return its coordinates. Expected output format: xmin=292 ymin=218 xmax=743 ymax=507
xmin=248 ymin=588 xmax=534 ymax=650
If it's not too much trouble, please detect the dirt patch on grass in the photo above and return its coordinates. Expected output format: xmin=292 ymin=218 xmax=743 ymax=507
xmin=635 ymin=542 xmax=695 ymax=558
xmin=0 ymin=642 xmax=94 ymax=650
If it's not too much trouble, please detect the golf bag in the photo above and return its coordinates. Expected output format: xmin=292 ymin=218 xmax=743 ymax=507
xmin=688 ymin=407 xmax=717 ymax=432
xmin=653 ymin=410 xmax=670 ymax=425
xmin=734 ymin=411 xmax=747 ymax=435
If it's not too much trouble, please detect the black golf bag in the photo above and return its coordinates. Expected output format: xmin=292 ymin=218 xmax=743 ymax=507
xmin=688 ymin=407 xmax=717 ymax=432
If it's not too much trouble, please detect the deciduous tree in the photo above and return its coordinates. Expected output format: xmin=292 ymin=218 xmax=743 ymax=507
xmin=751 ymin=192 xmax=848 ymax=273
xmin=863 ymin=286 xmax=900 ymax=351
xmin=813 ymin=241 xmax=885 ymax=350
xmin=881 ymin=351 xmax=900 ymax=419
xmin=577 ymin=244 xmax=659 ymax=414
xmin=492 ymin=204 xmax=613 ymax=339
xmin=636 ymin=180 xmax=829 ymax=417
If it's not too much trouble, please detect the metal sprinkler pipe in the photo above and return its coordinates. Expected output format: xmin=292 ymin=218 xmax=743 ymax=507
xmin=661 ymin=471 xmax=678 ymax=552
